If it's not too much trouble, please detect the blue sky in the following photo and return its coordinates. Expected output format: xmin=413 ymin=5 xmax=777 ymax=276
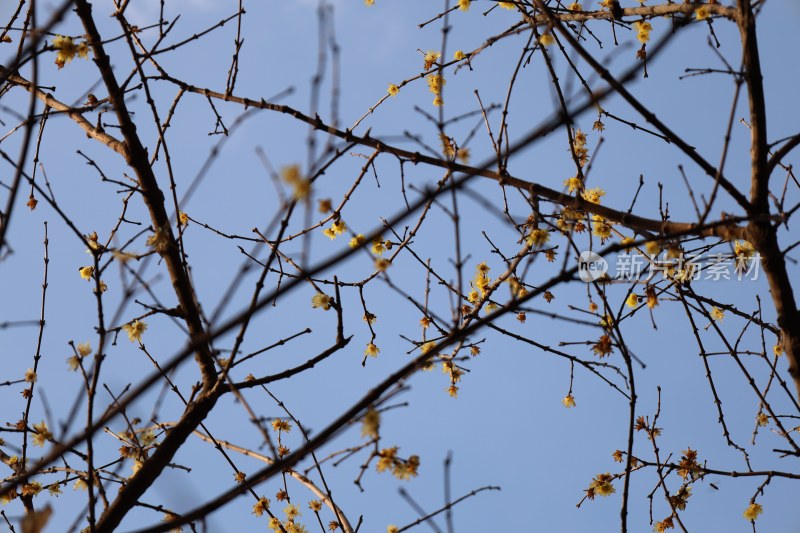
xmin=1 ymin=1 xmax=800 ymax=532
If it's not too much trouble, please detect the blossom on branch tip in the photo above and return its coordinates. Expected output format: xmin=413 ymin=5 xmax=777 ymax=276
xmin=122 ymin=320 xmax=147 ymax=342
xmin=52 ymin=35 xmax=90 ymax=69
xmin=311 ymin=293 xmax=332 ymax=310
xmin=633 ymin=20 xmax=653 ymax=44
xmin=79 ymin=266 xmax=94 ymax=280
xmin=743 ymin=502 xmax=763 ymax=521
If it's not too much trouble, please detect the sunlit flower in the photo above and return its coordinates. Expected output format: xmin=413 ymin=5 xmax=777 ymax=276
xmin=122 ymin=320 xmax=147 ymax=342
xmin=311 ymin=293 xmax=332 ymax=310
xmin=743 ymin=502 xmax=763 ymax=521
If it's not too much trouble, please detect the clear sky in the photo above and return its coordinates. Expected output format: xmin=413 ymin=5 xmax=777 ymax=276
xmin=1 ymin=1 xmax=799 ymax=532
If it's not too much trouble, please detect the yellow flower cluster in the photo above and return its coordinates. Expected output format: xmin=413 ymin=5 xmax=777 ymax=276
xmin=586 ymin=473 xmax=615 ymax=499
xmin=52 ymin=35 xmax=90 ymax=69
xmin=271 ymin=419 xmax=292 ymax=432
xmin=427 ymin=74 xmax=446 ymax=107
xmin=473 ymin=262 xmax=491 ymax=299
xmin=458 ymin=0 xmax=471 ymax=11
xmin=591 ymin=214 xmax=611 ymax=241
xmin=323 ymin=219 xmax=346 ymax=240
xmin=442 ymin=359 xmax=464 ymax=398
xmin=281 ymin=165 xmax=310 ymax=199
xmin=633 ymin=20 xmax=653 ymax=44
xmin=539 ymin=33 xmax=555 ymax=46
xmin=349 ymin=234 xmax=366 ymax=249
xmin=572 ymin=129 xmax=589 ymax=167
xmin=376 ymin=447 xmax=420 ymax=480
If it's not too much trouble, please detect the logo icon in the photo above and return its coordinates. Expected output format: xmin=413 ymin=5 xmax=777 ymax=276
xmin=578 ymin=251 xmax=608 ymax=282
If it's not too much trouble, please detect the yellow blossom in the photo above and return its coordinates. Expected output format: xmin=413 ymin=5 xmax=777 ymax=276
xmin=387 ymin=84 xmax=400 ymax=96
xmin=365 ymin=343 xmax=380 ymax=357
xmin=122 ymin=320 xmax=147 ymax=342
xmin=567 ymin=2 xmax=583 ymax=11
xmin=743 ymin=502 xmax=763 ymax=521
xmin=281 ymin=165 xmax=310 ymax=199
xmin=562 ymin=394 xmax=576 ymax=408
xmin=710 ymin=307 xmax=724 ymax=321
xmin=349 ymin=234 xmax=366 ymax=248
xmin=454 ymin=50 xmax=466 ymax=60
xmin=52 ymin=35 xmax=90 ymax=69
xmin=421 ymin=341 xmax=436 ymax=355
xmin=581 ymin=187 xmax=605 ymax=204
xmin=756 ymin=412 xmax=768 ymax=426
xmin=362 ymin=408 xmax=380 ymax=439
xmin=146 ymin=225 xmax=170 ymax=253
xmin=308 ymin=500 xmax=323 ymax=512
xmin=33 ymin=421 xmax=52 ymax=447
xmin=734 ymin=240 xmax=754 ymax=260
xmin=387 ymin=527 xmax=399 ymax=533
xmin=458 ymin=0 xmax=470 ymax=10
xmin=253 ymin=497 xmax=271 ymax=517
xmin=178 ymin=211 xmax=189 ymax=226
xmin=372 ymin=237 xmax=386 ymax=256
xmin=423 ymin=50 xmax=441 ymax=70
xmin=25 ymin=368 xmax=37 ymax=382
xmin=284 ymin=503 xmax=301 ymax=520
xmin=564 ymin=176 xmax=582 ymax=193
xmin=21 ymin=482 xmax=42 ymax=497
xmin=592 ymin=215 xmax=612 ymax=241
xmin=375 ymin=258 xmax=391 ymax=271
xmin=626 ymin=293 xmax=639 ymax=309
xmin=645 ymin=241 xmax=660 ymax=256
xmin=588 ymin=473 xmax=616 ymax=498
xmin=67 ymin=355 xmax=80 ymax=371
xmin=272 ymin=419 xmax=292 ymax=432
xmin=364 ymin=0 xmax=374 ymax=5
xmin=526 ymin=228 xmax=550 ymax=248
xmin=633 ymin=20 xmax=653 ymax=44
xmin=498 ymin=1 xmax=515 ymax=8
xmin=695 ymin=5 xmax=710 ymax=20
xmin=774 ymin=342 xmax=784 ymax=356
xmin=311 ymin=293 xmax=332 ymax=310
xmin=539 ymin=33 xmax=556 ymax=46
xmin=79 ymin=266 xmax=94 ymax=280
xmin=77 ymin=342 xmax=92 ymax=357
